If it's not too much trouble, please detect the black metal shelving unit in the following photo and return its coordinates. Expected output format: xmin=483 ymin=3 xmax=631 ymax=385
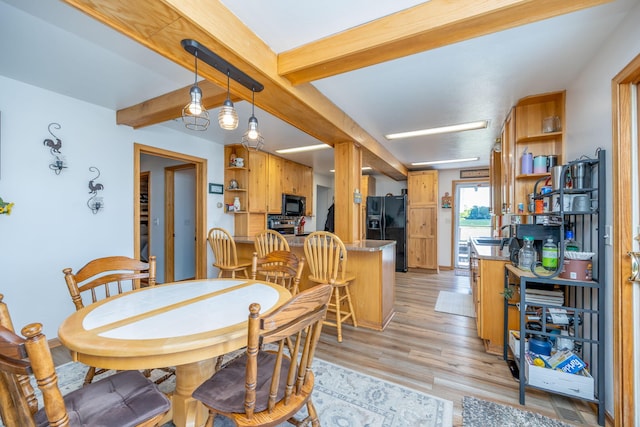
xmin=502 ymin=149 xmax=605 ymax=426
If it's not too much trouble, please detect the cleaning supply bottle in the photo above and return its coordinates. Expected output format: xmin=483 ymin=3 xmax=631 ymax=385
xmin=542 ymin=237 xmax=558 ymax=271
xmin=564 ymin=230 xmax=580 ymax=252
xmin=518 ymin=236 xmax=536 ymax=271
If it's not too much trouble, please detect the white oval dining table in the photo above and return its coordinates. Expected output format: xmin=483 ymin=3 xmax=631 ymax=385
xmin=58 ymin=278 xmax=291 ymax=427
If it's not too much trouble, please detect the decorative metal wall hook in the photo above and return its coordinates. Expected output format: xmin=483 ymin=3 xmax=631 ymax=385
xmin=87 ymin=166 xmax=104 ymax=214
xmin=43 ymin=122 xmax=67 ymax=174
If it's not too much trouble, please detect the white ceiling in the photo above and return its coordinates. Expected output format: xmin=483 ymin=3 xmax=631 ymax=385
xmin=1 ymin=0 xmax=638 ymax=178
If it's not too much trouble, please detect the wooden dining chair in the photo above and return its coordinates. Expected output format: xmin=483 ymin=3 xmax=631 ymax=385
xmin=208 ymin=227 xmax=252 ymax=278
xmin=254 ymin=229 xmax=290 ymax=258
xmin=304 ymin=231 xmax=358 ymax=343
xmin=62 ymin=255 xmax=174 ymax=385
xmin=250 ymin=250 xmax=304 ymax=295
xmin=0 ymin=294 xmax=171 ymax=427
xmin=192 ymin=284 xmax=332 ymax=427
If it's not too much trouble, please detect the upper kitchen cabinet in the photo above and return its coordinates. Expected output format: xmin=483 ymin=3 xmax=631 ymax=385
xmin=282 ymin=159 xmax=313 ymax=216
xmin=512 ymin=91 xmax=565 ymax=214
xmin=267 ymin=154 xmax=283 ymax=214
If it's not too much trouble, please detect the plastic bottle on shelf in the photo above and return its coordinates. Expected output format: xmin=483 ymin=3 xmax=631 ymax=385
xmin=518 ymin=236 xmax=537 ymax=271
xmin=542 ymin=237 xmax=558 ymax=271
xmin=564 ymin=231 xmax=580 ymax=252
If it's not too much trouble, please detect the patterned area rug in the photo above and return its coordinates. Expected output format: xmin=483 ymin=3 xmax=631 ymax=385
xmin=434 ymin=290 xmax=476 ymax=318
xmin=30 ymin=358 xmax=453 ymax=427
xmin=462 ymin=396 xmax=574 ymax=427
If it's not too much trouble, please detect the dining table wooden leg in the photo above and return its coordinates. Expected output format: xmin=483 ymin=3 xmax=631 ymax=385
xmin=172 ymin=359 xmax=216 ymax=427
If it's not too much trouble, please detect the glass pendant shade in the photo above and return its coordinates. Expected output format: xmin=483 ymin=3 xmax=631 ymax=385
xmin=218 ymin=98 xmax=238 ymax=130
xmin=241 ymin=88 xmax=264 ymax=151
xmin=218 ymin=72 xmax=238 ymax=130
xmin=182 ymin=53 xmax=210 ymax=131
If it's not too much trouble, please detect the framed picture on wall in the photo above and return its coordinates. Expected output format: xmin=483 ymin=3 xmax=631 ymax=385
xmin=209 ymin=183 xmax=224 ymax=194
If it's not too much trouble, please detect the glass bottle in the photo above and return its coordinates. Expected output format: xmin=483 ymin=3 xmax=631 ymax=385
xmin=518 ymin=236 xmax=536 ymax=271
xmin=542 ymin=237 xmax=558 ymax=271
xmin=564 ymin=230 xmax=580 ymax=252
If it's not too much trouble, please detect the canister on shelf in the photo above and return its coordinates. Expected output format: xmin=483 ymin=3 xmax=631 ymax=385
xmin=533 ymin=155 xmax=548 ymax=173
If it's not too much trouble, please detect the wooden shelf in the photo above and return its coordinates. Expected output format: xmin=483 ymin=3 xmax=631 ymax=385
xmin=226 ymin=188 xmax=247 ymax=192
xmin=516 ymin=131 xmax=562 ymax=144
xmin=515 ymin=173 xmax=550 ymax=180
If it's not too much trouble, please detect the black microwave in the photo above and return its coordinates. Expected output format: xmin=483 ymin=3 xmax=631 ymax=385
xmin=282 ymin=194 xmax=306 ymax=216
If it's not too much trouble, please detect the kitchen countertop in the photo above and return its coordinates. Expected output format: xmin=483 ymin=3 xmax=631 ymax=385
xmin=470 ymin=238 xmax=511 ymax=261
xmin=234 ymin=235 xmax=396 ymax=252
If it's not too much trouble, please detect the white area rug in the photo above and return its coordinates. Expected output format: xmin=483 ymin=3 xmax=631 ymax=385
xmin=28 ymin=358 xmax=453 ymax=427
xmin=435 ymin=290 xmax=476 ymax=318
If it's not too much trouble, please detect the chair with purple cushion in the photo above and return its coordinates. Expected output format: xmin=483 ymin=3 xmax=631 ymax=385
xmin=0 ymin=293 xmax=170 ymax=427
xmin=192 ymin=284 xmax=332 ymax=427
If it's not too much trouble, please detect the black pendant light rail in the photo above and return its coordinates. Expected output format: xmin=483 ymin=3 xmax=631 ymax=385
xmin=181 ymin=39 xmax=263 ymax=93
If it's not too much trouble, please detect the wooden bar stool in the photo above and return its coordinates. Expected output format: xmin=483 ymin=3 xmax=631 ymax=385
xmin=303 ymin=231 xmax=357 ymax=342
xmin=207 ymin=227 xmax=251 ymax=278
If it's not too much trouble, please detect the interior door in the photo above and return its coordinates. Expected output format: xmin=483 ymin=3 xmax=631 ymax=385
xmin=173 ymin=168 xmax=196 ymax=281
xmin=612 ymin=54 xmax=640 ymax=426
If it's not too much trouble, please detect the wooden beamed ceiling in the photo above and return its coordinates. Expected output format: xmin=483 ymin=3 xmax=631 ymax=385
xmin=63 ymin=0 xmax=612 ymax=180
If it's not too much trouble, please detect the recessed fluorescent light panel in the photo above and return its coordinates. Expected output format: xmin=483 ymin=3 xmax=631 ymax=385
xmin=385 ymin=120 xmax=488 ymax=140
xmin=412 ymin=157 xmax=479 ymax=166
xmin=275 ymin=144 xmax=331 ymax=154
xmin=329 ymin=167 xmax=372 ymax=173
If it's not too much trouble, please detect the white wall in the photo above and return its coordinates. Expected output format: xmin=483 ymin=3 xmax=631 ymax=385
xmin=0 ymin=75 xmax=232 ymax=337
xmin=371 ymin=174 xmax=406 ymax=196
xmin=437 ymin=169 xmax=463 ymax=268
xmin=564 ymin=1 xmax=640 ymax=415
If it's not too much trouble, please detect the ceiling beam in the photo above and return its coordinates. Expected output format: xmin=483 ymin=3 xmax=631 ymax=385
xmin=62 ymin=0 xmax=409 ymax=180
xmin=278 ymin=0 xmax=614 ymax=85
xmin=117 ymin=80 xmax=241 ymax=129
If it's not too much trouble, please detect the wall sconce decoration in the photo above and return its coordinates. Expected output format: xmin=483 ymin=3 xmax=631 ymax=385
xmin=87 ymin=166 xmax=104 ymax=214
xmin=0 ymin=197 xmax=15 ymax=215
xmin=43 ymin=122 xmax=67 ymax=174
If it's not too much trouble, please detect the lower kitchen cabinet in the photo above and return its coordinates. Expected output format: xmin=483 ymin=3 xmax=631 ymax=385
xmin=470 ymin=244 xmax=518 ymax=355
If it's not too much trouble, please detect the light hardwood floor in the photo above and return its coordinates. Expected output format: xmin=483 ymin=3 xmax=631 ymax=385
xmin=315 ymin=269 xmax=601 ymax=426
xmin=52 ymin=269 xmax=601 ymax=426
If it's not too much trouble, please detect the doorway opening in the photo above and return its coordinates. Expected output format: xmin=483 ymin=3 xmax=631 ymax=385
xmin=453 ymin=180 xmax=490 ymax=268
xmin=134 ymin=144 xmax=208 ymax=283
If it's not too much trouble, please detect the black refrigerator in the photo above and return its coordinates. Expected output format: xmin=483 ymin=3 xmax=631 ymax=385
xmin=366 ymin=195 xmax=407 ymax=272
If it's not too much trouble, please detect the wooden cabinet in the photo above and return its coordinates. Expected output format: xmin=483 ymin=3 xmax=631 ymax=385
xmin=247 ymin=150 xmax=268 ymax=213
xmin=267 ymin=154 xmax=283 ymax=214
xmin=224 ymin=146 xmax=314 ymax=235
xmin=281 ymin=159 xmax=313 ymax=216
xmin=407 ymin=171 xmax=438 ymax=271
xmin=510 ymin=91 xmax=565 ymax=216
xmin=469 ymin=245 xmax=517 ymax=354
xmin=224 ymin=145 xmax=266 ymax=236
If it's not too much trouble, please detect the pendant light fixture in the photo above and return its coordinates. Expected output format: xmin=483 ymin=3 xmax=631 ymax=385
xmin=241 ymin=87 xmax=264 ymax=151
xmin=182 ymin=50 xmax=210 ymax=131
xmin=218 ymin=71 xmax=238 ymax=130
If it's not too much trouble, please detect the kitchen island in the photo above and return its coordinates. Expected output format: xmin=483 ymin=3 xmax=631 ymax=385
xmin=234 ymin=236 xmax=396 ymax=331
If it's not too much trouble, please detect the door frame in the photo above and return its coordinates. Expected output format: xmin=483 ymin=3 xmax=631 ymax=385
xmin=134 ymin=143 xmax=208 ymax=281
xmin=612 ymin=52 xmax=640 ymax=426
xmin=451 ymin=179 xmax=490 ymax=268
xmin=165 ymin=163 xmax=196 ymax=283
